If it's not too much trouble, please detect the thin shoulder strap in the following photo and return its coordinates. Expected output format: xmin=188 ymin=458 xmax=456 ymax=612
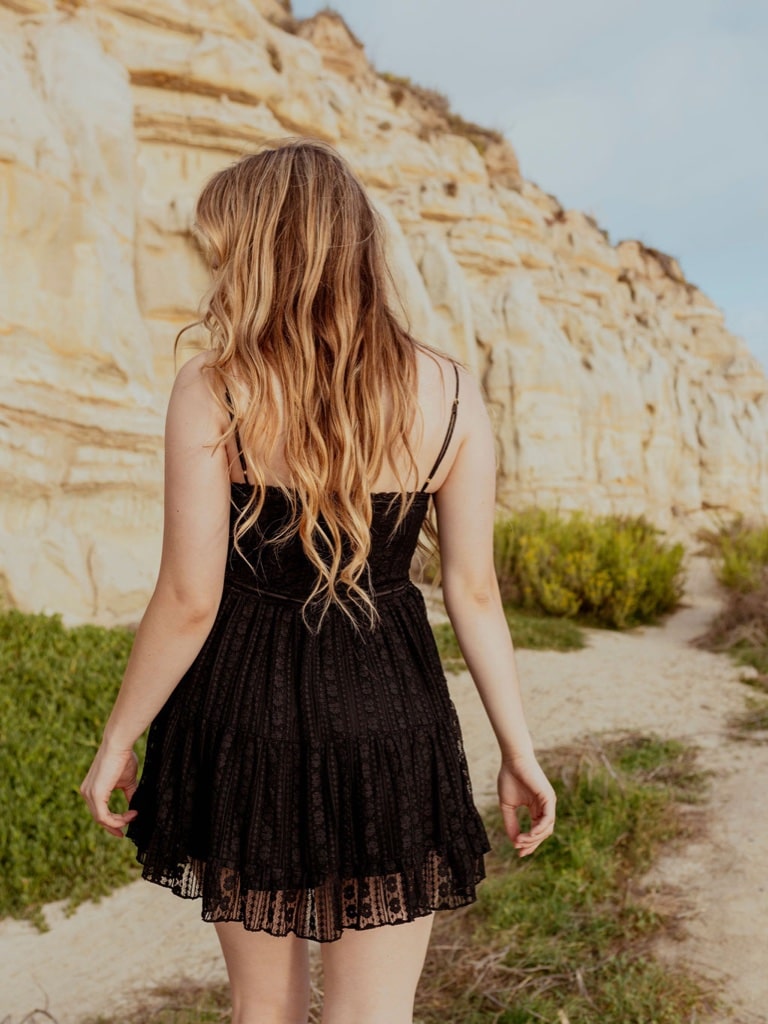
xmin=225 ymin=388 xmax=250 ymax=484
xmin=420 ymin=363 xmax=460 ymax=493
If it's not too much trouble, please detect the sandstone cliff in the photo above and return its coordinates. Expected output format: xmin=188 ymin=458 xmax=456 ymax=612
xmin=1 ymin=0 xmax=766 ymax=623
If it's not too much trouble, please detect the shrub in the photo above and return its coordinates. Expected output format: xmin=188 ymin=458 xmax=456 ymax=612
xmin=697 ymin=513 xmax=768 ymax=593
xmin=0 ymin=610 xmax=141 ymax=927
xmin=692 ymin=572 xmax=768 ymax=680
xmin=494 ymin=507 xmax=685 ymax=629
xmin=693 ymin=516 xmax=768 ymax=688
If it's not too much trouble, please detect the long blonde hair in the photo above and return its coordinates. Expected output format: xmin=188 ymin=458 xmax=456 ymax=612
xmin=180 ymin=138 xmax=437 ymax=627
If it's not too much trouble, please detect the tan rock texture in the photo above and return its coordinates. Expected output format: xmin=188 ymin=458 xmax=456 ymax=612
xmin=1 ymin=1 xmax=767 ymax=624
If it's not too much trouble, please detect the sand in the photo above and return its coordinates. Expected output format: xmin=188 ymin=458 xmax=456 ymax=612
xmin=1 ymin=553 xmax=766 ymax=1023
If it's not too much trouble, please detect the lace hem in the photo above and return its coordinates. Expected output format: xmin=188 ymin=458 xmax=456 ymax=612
xmin=133 ymin=846 xmax=488 ymax=942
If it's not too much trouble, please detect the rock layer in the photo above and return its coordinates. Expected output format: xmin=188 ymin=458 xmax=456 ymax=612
xmin=1 ymin=0 xmax=766 ymax=623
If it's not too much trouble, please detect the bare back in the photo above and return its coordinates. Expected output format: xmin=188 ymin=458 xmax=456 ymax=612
xmin=224 ymin=351 xmax=467 ymax=495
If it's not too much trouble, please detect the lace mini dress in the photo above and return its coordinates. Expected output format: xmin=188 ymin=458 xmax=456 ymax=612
xmin=126 ymin=364 xmax=492 ymax=941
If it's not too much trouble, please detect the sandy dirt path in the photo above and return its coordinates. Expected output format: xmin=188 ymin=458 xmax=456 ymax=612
xmin=1 ymin=553 xmax=765 ymax=1023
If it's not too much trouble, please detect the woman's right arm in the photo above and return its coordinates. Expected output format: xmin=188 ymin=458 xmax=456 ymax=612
xmin=433 ymin=370 xmax=556 ymax=856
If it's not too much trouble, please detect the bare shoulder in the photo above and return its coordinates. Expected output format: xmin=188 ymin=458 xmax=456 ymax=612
xmin=415 ymin=348 xmax=487 ymax=435
xmin=165 ymin=352 xmax=228 ymax=436
xmin=168 ymin=352 xmax=221 ymax=408
xmin=172 ymin=351 xmax=218 ymax=390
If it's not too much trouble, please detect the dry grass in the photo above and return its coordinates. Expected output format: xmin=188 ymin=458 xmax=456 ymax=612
xmin=379 ymin=71 xmax=504 ymax=154
xmin=692 ymin=574 xmax=768 ymax=687
xmin=728 ymin=697 xmax=768 ymax=743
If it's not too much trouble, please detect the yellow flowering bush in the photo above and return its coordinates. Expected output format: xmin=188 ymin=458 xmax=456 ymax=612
xmin=493 ymin=507 xmax=685 ymax=628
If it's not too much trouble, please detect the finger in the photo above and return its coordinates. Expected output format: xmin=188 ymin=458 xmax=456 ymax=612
xmin=529 ymin=794 xmax=557 ymax=834
xmin=516 ymin=835 xmax=549 ymax=857
xmin=103 ymin=825 xmax=127 ymax=838
xmin=95 ymin=809 xmax=128 ymax=830
xmin=93 ymin=810 xmax=127 ymax=837
xmin=514 ymin=811 xmax=555 ymax=853
xmin=112 ymin=809 xmax=139 ymax=825
xmin=93 ymin=796 xmax=137 ymax=828
xmin=516 ymin=823 xmax=555 ymax=856
xmin=520 ymin=814 xmax=555 ymax=842
xmin=500 ymin=804 xmax=521 ymax=844
xmin=96 ymin=813 xmax=137 ymax=838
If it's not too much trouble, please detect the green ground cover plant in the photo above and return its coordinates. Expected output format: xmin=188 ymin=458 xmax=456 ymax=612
xmin=0 ymin=609 xmax=141 ymax=928
xmin=82 ymin=734 xmax=716 ymax=1024
xmin=494 ymin=507 xmax=686 ymax=629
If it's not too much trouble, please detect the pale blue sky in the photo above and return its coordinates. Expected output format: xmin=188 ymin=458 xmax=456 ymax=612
xmin=292 ymin=0 xmax=768 ymax=375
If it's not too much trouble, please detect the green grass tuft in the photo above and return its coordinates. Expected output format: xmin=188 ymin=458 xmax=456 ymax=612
xmin=0 ymin=609 xmax=141 ymax=927
xmin=82 ymin=981 xmax=232 ymax=1024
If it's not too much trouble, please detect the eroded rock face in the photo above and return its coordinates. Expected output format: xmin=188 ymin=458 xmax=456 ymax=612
xmin=1 ymin=0 xmax=766 ymax=623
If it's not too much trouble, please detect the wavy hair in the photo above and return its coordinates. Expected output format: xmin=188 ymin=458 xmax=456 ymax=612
xmin=179 ymin=137 xmax=440 ymax=628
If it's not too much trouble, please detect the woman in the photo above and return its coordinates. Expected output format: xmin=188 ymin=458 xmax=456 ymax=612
xmin=80 ymin=138 xmax=555 ymax=1024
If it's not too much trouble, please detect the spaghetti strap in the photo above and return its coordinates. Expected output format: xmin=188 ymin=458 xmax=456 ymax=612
xmin=225 ymin=388 xmax=250 ymax=485
xmin=420 ymin=363 xmax=460 ymax=493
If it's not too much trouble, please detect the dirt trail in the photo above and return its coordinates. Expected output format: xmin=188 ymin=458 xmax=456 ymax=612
xmin=1 ymin=554 xmax=765 ymax=1023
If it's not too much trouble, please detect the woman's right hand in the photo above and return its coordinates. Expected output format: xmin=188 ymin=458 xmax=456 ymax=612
xmin=497 ymin=754 xmax=556 ymax=857
xmin=80 ymin=743 xmax=140 ymax=838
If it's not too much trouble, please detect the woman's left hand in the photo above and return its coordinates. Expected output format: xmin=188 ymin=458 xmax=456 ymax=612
xmin=79 ymin=745 xmax=139 ymax=838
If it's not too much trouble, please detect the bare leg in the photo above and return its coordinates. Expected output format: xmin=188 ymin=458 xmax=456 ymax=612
xmin=214 ymin=921 xmax=311 ymax=1024
xmin=320 ymin=913 xmax=435 ymax=1024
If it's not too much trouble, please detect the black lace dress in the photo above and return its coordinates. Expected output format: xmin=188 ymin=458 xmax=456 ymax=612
xmin=126 ymin=368 xmax=492 ymax=942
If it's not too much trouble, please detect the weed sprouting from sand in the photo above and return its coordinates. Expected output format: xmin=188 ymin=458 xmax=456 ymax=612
xmin=728 ymin=697 xmax=768 ymax=741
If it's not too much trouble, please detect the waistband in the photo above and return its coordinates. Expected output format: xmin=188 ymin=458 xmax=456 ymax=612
xmin=224 ymin=575 xmax=415 ymax=606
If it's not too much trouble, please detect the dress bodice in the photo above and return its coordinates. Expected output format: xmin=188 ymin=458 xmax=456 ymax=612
xmin=223 ymin=362 xmax=458 ymax=609
xmin=224 ymin=484 xmax=431 ymax=602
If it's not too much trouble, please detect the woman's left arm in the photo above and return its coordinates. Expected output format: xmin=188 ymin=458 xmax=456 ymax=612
xmin=80 ymin=354 xmax=231 ymax=836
